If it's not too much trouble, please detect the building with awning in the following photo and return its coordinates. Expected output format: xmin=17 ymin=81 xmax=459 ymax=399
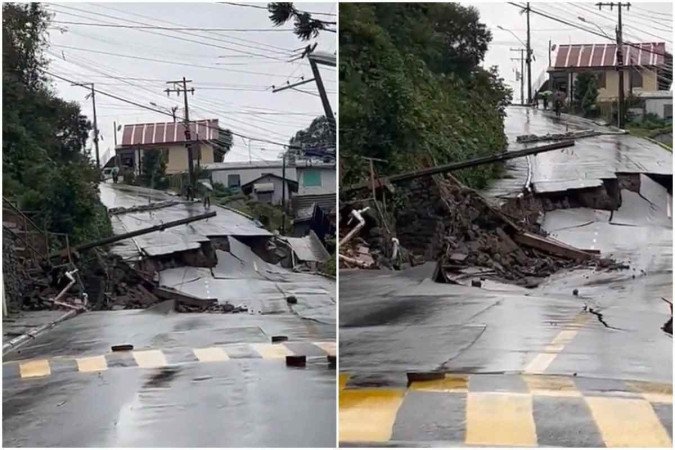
xmin=115 ymin=119 xmax=231 ymax=175
xmin=545 ymin=42 xmax=671 ymax=103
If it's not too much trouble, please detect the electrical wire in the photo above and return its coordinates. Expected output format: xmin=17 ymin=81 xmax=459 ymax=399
xmin=42 ymin=68 xmax=304 ymax=148
xmin=49 ymin=4 xmax=294 ymax=61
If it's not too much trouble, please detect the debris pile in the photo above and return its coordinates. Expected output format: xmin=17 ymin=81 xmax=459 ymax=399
xmin=432 ymin=176 xmax=624 ymax=286
xmin=339 ymin=172 xmax=626 ymax=287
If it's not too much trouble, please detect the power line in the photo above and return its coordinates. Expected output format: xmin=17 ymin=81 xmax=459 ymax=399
xmin=513 ymin=2 xmax=670 ymax=57
xmin=219 ymin=2 xmax=336 ymax=17
xmin=51 ymin=20 xmax=294 ymax=32
xmin=93 ymin=3 xmax=296 ymax=53
xmin=50 ymin=44 xmax=303 ymax=78
xmin=49 ymin=5 xmax=294 ymax=61
xmin=42 ymin=68 xmax=300 ymax=148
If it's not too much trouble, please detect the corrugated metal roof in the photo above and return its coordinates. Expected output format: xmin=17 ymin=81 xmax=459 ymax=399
xmin=552 ymin=42 xmax=666 ymax=69
xmin=120 ymin=119 xmax=219 ymax=147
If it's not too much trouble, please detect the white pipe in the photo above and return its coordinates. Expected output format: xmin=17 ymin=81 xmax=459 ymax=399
xmin=52 ymin=269 xmax=79 ymax=303
xmin=340 ymin=207 xmax=370 ymax=247
xmin=338 ymin=254 xmax=371 ymax=268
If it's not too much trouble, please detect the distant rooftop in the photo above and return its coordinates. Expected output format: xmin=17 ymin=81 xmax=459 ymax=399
xmin=119 ymin=119 xmax=219 ymax=147
xmin=551 ymin=42 xmax=667 ymax=69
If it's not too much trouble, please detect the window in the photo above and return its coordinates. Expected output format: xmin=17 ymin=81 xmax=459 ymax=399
xmin=227 ymin=174 xmax=241 ymax=188
xmin=596 ymin=71 xmax=606 ymax=89
xmin=665 ymin=104 xmax=673 ymax=120
xmin=631 ymin=69 xmax=643 ymax=88
xmin=302 ymin=170 xmax=322 ymax=187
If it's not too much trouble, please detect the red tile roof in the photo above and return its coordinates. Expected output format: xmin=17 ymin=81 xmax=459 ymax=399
xmin=552 ymin=42 xmax=666 ymax=69
xmin=119 ymin=119 xmax=219 ymax=147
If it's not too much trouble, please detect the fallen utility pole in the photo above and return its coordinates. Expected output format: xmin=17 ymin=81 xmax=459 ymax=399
xmin=52 ymin=211 xmax=216 ymax=257
xmin=345 ymin=140 xmax=575 ymax=193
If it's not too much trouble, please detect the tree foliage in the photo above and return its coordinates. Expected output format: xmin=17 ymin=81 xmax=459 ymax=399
xmin=574 ymin=72 xmax=599 ymax=117
xmin=3 ymin=2 xmax=111 ymax=244
xmin=288 ymin=115 xmax=335 ymax=161
xmin=339 ymin=3 xmax=512 ymax=189
xmin=268 ymin=2 xmax=335 ymax=40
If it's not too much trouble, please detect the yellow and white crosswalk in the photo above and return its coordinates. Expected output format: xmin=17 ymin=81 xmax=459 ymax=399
xmin=339 ymin=372 xmax=673 ymax=447
xmin=4 ymin=340 xmax=335 ymax=380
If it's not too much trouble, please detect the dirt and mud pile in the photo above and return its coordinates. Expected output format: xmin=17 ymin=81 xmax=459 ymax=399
xmin=340 ymin=173 xmax=625 ymax=286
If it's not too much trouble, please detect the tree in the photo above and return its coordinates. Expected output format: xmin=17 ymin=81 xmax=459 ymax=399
xmin=268 ymin=2 xmax=335 ymax=40
xmin=2 ymin=2 xmax=111 ymax=243
xmin=574 ymin=72 xmax=599 ymax=117
xmin=339 ymin=3 xmax=511 ymax=188
xmin=140 ymin=150 xmax=167 ymax=189
xmin=288 ymin=115 xmax=335 ymax=161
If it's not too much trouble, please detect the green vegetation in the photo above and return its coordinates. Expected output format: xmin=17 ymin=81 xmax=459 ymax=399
xmin=339 ymin=3 xmax=511 ymax=190
xmin=140 ymin=149 xmax=169 ymax=190
xmin=3 ymin=2 xmax=112 ymax=244
xmin=573 ymin=72 xmax=599 ymax=118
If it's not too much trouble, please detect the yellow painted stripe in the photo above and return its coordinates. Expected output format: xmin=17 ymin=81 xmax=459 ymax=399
xmin=251 ymin=343 xmax=294 ymax=359
xmin=524 ymin=314 xmax=588 ymax=374
xmin=76 ymin=355 xmax=108 ymax=373
xmin=19 ymin=359 xmax=51 ymax=378
xmin=339 ymin=389 xmax=405 ymax=443
xmin=339 ymin=373 xmax=350 ymax=390
xmin=627 ymin=381 xmax=673 ymax=404
xmin=523 ymin=374 xmax=581 ymax=397
xmin=409 ymin=374 xmax=468 ymax=393
xmin=193 ymin=347 xmax=229 ymax=363
xmin=585 ymin=396 xmax=672 ymax=447
xmin=314 ymin=341 xmax=336 ymax=356
xmin=465 ymin=392 xmax=537 ymax=447
xmin=132 ymin=350 xmax=167 ymax=368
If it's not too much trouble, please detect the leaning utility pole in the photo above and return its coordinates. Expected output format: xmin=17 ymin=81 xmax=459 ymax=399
xmin=597 ymin=2 xmax=631 ymax=128
xmin=165 ymin=78 xmax=196 ymax=199
xmin=526 ymin=2 xmax=533 ymax=105
xmin=511 ymin=48 xmax=526 ymax=105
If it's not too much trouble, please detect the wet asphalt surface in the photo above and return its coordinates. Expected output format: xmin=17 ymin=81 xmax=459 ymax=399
xmin=340 ymin=107 xmax=672 ymax=446
xmin=3 ymin=184 xmax=336 ymax=447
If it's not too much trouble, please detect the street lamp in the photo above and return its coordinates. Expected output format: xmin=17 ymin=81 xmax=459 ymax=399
xmin=577 ymin=16 xmax=612 ymax=40
xmin=497 ymin=25 xmax=527 ymax=48
xmin=149 ymin=102 xmax=179 ymax=122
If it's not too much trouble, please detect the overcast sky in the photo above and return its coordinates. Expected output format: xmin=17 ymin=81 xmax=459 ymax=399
xmin=44 ymin=1 xmax=671 ymax=165
xmin=45 ymin=2 xmax=336 ymax=164
xmin=471 ymin=1 xmax=672 ymax=103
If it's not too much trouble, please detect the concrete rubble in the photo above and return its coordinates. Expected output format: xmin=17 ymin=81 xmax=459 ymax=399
xmin=340 ymin=171 xmax=626 ymax=288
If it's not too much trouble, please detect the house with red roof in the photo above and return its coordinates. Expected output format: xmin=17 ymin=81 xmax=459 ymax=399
xmin=115 ymin=119 xmax=230 ymax=175
xmin=545 ymin=42 xmax=671 ymax=104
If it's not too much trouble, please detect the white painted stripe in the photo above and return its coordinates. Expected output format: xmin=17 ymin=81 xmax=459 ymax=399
xmin=152 ymin=123 xmax=157 ymax=143
xmin=589 ymin=44 xmax=596 ymax=67
xmin=130 ymin=124 xmax=136 ymax=145
xmin=141 ymin=124 xmax=147 ymax=145
xmin=564 ymin=46 xmax=572 ymax=67
xmin=613 ymin=44 xmax=617 ymax=66
xmin=163 ymin=123 xmax=167 ymax=143
xmin=173 ymin=123 xmax=178 ymax=142
xmin=601 ymin=45 xmax=607 ymax=67
xmin=576 ymin=45 xmax=583 ymax=67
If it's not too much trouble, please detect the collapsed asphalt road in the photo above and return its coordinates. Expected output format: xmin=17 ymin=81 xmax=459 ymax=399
xmin=339 ymin=107 xmax=672 ymax=447
xmin=3 ymin=184 xmax=336 ymax=447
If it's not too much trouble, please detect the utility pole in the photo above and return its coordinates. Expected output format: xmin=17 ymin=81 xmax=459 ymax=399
xmin=526 ymin=2 xmax=532 ymax=105
xmin=597 ymin=2 xmax=631 ymax=128
xmin=165 ymin=78 xmax=196 ymax=199
xmin=113 ymin=121 xmax=119 ymax=169
xmin=281 ymin=150 xmax=287 ymax=234
xmin=90 ymin=84 xmax=101 ymax=171
xmin=511 ymin=48 xmax=526 ymax=105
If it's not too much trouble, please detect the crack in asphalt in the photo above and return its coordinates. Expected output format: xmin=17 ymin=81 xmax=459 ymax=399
xmin=586 ymin=306 xmax=625 ymax=331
